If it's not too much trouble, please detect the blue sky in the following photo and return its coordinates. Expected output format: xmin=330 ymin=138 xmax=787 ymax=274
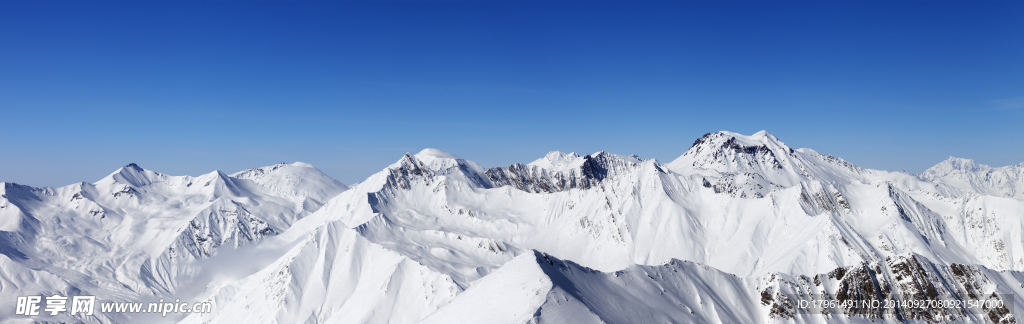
xmin=2 ymin=1 xmax=1022 ymax=186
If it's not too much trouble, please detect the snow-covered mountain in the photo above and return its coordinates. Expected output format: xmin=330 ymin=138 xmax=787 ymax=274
xmin=0 ymin=162 xmax=346 ymax=323
xmin=919 ymin=157 xmax=1024 ymax=202
xmin=2 ymin=132 xmax=1022 ymax=323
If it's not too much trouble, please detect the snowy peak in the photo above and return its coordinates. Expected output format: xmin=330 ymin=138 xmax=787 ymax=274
xmin=231 ymin=162 xmax=347 ymax=202
xmin=669 ymin=131 xmax=803 ymax=193
xmin=415 ymin=148 xmax=460 ymax=160
xmin=669 ymin=131 xmax=869 ymax=197
xmin=192 ymin=170 xmax=248 ymax=197
xmin=98 ymin=163 xmax=162 ymax=188
xmin=411 ymin=148 xmax=471 ymax=173
xmin=527 ymin=151 xmax=583 ymax=172
xmin=124 ymin=162 xmax=143 ymax=171
xmin=920 ymin=157 xmax=986 ymax=178
xmin=689 ymin=130 xmax=786 ymax=150
xmin=673 ymin=130 xmax=794 ymax=172
xmin=409 ymin=149 xmax=490 ymax=178
xmin=378 ymin=150 xmax=491 ymax=191
xmin=919 ymin=157 xmax=1024 ymax=201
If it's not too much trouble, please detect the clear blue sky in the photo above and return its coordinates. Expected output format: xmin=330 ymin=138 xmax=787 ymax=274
xmin=2 ymin=0 xmax=1022 ymax=186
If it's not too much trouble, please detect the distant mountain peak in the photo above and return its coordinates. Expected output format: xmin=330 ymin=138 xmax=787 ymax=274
xmin=527 ymin=151 xmax=583 ymax=172
xmin=545 ymin=151 xmax=579 ymax=160
xmin=98 ymin=163 xmax=160 ymax=188
xmin=403 ymin=149 xmax=476 ymax=174
xmin=920 ymin=157 xmax=986 ymax=180
xmin=686 ymin=131 xmax=792 ymax=155
xmin=919 ymin=157 xmax=1024 ymax=201
xmin=669 ymin=131 xmax=868 ymax=198
xmin=231 ymin=162 xmax=347 ymax=201
xmin=942 ymin=157 xmax=982 ymax=171
xmin=118 ymin=163 xmax=147 ymax=176
xmin=415 ymin=148 xmax=460 ymax=160
xmin=674 ymin=131 xmax=794 ymax=174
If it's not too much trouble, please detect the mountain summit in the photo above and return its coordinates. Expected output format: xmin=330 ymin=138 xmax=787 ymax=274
xmin=667 ymin=131 xmax=864 ymax=198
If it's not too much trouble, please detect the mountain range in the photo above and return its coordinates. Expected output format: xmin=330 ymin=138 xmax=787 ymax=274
xmin=1 ymin=131 xmax=1022 ymax=323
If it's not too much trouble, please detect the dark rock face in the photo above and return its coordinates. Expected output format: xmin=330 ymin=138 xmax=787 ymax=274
xmin=761 ymin=255 xmax=1016 ymax=323
xmin=683 ymin=133 xmax=786 ymax=170
xmin=700 ymin=173 xmax=769 ymax=198
xmin=580 ymin=154 xmax=611 ymax=183
xmin=384 ymin=153 xmax=434 ymax=191
xmin=144 ymin=203 xmax=280 ymax=293
xmin=485 ymin=152 xmax=645 ymax=193
xmin=690 ymin=133 xmax=714 ymax=149
xmin=722 ymin=137 xmax=783 ymax=170
xmin=484 ymin=163 xmax=585 ymax=193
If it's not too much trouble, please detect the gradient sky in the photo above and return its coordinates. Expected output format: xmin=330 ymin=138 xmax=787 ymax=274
xmin=2 ymin=0 xmax=1022 ymax=187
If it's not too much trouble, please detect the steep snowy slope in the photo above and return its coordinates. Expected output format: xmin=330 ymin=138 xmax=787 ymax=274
xmin=421 ymin=250 xmax=1019 ymax=323
xmin=179 ymin=220 xmax=459 ymax=324
xmin=0 ymin=162 xmax=345 ymax=323
xmin=919 ymin=157 xmax=1024 ymax=202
